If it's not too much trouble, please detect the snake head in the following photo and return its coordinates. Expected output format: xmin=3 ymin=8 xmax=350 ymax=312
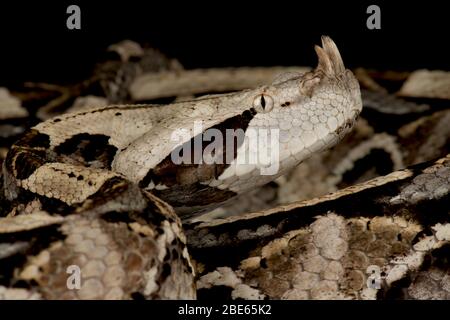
xmin=238 ymin=36 xmax=362 ymax=179
xmin=98 ymin=36 xmax=362 ymax=215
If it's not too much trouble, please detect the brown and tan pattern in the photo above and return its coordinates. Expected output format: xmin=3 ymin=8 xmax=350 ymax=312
xmin=0 ymin=36 xmax=449 ymax=300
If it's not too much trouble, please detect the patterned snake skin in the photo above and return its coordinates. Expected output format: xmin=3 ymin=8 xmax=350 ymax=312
xmin=0 ymin=36 xmax=449 ymax=300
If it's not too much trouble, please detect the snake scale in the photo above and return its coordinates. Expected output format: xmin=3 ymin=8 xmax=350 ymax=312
xmin=0 ymin=36 xmax=449 ymax=300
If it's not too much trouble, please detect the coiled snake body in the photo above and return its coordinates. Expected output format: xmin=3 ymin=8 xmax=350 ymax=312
xmin=0 ymin=36 xmax=449 ymax=300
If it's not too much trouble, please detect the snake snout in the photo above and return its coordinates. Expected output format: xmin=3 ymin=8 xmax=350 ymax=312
xmin=314 ymin=36 xmax=345 ymax=77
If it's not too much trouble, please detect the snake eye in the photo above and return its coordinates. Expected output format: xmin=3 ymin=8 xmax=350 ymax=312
xmin=253 ymin=94 xmax=274 ymax=113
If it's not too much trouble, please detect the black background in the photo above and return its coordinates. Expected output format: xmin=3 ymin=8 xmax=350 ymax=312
xmin=0 ymin=300 xmax=441 ymax=318
xmin=0 ymin=1 xmax=448 ymax=85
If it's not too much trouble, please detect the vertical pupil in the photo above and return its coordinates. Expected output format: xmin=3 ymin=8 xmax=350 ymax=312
xmin=260 ymin=95 xmax=266 ymax=109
